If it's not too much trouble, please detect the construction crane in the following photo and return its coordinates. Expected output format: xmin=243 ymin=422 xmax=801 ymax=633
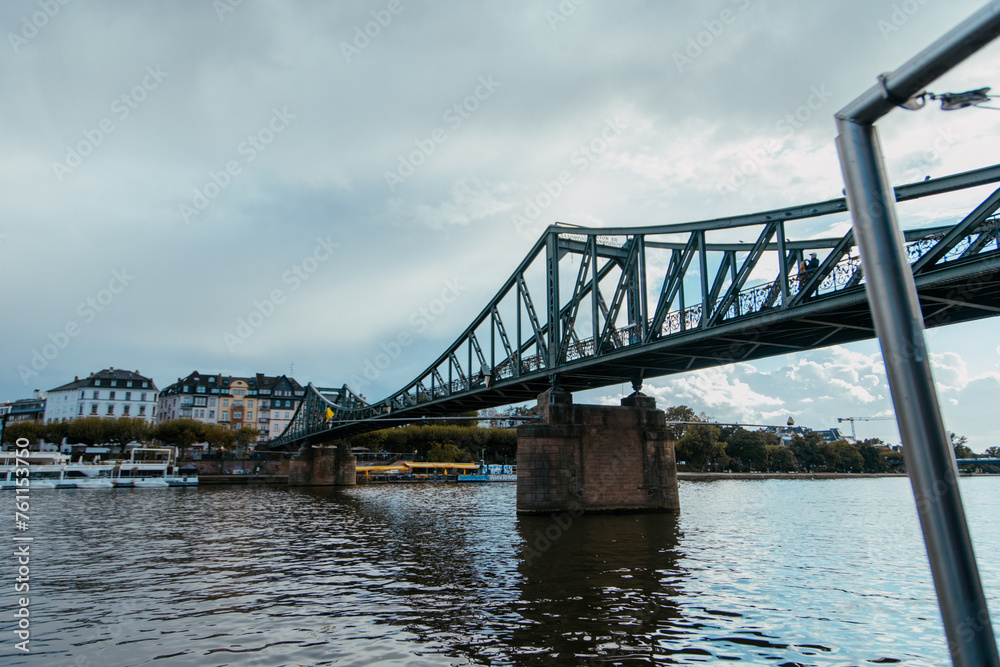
xmin=837 ymin=416 xmax=895 ymax=440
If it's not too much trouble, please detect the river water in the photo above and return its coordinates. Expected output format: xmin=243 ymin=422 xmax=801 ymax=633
xmin=1 ymin=478 xmax=998 ymax=666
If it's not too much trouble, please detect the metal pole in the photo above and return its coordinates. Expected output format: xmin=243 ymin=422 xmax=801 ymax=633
xmin=835 ymin=4 xmax=1000 ymax=664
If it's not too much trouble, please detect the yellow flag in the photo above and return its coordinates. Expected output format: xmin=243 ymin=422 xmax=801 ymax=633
xmin=325 ymin=407 xmax=334 ymax=419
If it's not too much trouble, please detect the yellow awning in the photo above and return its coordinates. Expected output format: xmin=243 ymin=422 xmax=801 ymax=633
xmin=404 ymin=462 xmax=480 ymax=470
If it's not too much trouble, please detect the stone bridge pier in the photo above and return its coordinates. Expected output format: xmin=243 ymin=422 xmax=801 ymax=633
xmin=288 ymin=442 xmax=356 ymax=486
xmin=516 ymin=388 xmax=679 ymax=514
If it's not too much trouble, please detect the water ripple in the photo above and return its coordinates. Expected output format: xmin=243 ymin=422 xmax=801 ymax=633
xmin=0 ymin=479 xmax=996 ymax=665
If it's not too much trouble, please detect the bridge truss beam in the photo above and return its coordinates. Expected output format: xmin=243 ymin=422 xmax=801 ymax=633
xmin=269 ymin=162 xmax=1000 ymax=450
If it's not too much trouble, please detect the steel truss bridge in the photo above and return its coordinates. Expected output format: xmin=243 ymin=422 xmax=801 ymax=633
xmin=269 ymin=163 xmax=1000 ymax=450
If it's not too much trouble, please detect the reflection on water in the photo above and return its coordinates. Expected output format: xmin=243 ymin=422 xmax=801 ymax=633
xmin=514 ymin=512 xmax=684 ymax=665
xmin=0 ymin=478 xmax=996 ymax=666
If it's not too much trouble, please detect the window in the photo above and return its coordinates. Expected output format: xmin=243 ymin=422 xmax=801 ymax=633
xmin=261 ymin=400 xmax=269 ymax=408
xmin=209 ymin=410 xmax=215 ymax=419
xmin=196 ymin=386 xmax=206 ymax=393
xmin=109 ymin=391 xmax=116 ymax=400
xmin=139 ymin=406 xmax=146 ymax=416
xmin=247 ymin=412 xmax=253 ymax=420
xmin=143 ymin=382 xmax=149 ymax=388
xmin=222 ymin=411 xmax=228 ymax=420
xmin=234 ymin=411 xmax=243 ymax=419
xmin=123 ymin=405 xmax=131 ymax=416
xmin=223 ymin=399 xmax=229 ymax=407
xmin=248 ymin=400 xmax=253 ymax=407
xmin=125 ymin=392 xmax=131 ymax=401
xmin=194 ymin=397 xmax=207 ymax=407
xmin=107 ymin=405 xmax=115 ymax=415
xmin=127 ymin=381 xmax=132 ymax=388
xmin=234 ymin=400 xmax=243 ymax=407
xmin=141 ymin=393 xmax=147 ymax=401
xmin=78 ymin=405 xmax=84 ymax=415
xmin=93 ymin=390 xmax=100 ymax=399
xmin=91 ymin=404 xmax=98 ymax=415
xmin=210 ymin=398 xmax=216 ymax=406
xmin=285 ymin=412 xmax=290 ymax=419
xmin=80 ymin=390 xmax=85 ymax=399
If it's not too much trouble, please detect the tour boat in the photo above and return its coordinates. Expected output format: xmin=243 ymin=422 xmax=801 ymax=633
xmin=0 ymin=448 xmax=197 ymax=489
xmin=113 ymin=448 xmax=198 ymax=487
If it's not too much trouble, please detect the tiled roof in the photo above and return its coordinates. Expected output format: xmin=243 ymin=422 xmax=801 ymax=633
xmin=49 ymin=368 xmax=157 ymax=392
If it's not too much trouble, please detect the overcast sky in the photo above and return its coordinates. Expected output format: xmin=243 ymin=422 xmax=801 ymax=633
xmin=3 ymin=0 xmax=1000 ymax=451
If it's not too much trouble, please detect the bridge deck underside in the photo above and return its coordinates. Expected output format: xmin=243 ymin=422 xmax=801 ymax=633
xmin=289 ymin=259 xmax=1000 ymax=444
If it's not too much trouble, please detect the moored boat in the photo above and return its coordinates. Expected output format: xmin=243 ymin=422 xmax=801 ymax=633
xmin=0 ymin=448 xmax=198 ymax=489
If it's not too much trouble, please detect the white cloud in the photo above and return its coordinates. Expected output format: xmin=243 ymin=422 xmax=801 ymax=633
xmin=3 ymin=0 xmax=1000 ymax=457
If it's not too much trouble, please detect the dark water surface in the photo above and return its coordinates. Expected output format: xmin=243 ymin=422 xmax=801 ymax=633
xmin=2 ymin=478 xmax=998 ymax=666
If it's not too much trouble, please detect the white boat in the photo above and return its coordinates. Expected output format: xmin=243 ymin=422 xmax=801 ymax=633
xmin=114 ymin=447 xmax=198 ymax=488
xmin=458 ymin=463 xmax=517 ymax=482
xmin=0 ymin=452 xmax=75 ymax=489
xmin=61 ymin=461 xmax=116 ymax=489
xmin=0 ymin=448 xmax=197 ymax=489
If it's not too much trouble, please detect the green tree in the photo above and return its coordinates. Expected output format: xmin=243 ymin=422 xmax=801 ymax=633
xmin=822 ymin=440 xmax=864 ymax=472
xmin=424 ymin=410 xmax=479 ymax=428
xmin=235 ymin=427 xmax=260 ymax=457
xmin=66 ymin=417 xmax=112 ymax=447
xmin=106 ymin=417 xmax=151 ymax=449
xmin=1 ymin=421 xmax=46 ymax=447
xmin=154 ymin=419 xmax=208 ymax=459
xmin=45 ymin=421 xmax=69 ymax=446
xmin=857 ymin=441 xmax=888 ymax=473
xmin=725 ymin=428 xmax=774 ymax=471
xmin=427 ymin=442 xmax=473 ymax=463
xmin=790 ymin=432 xmax=825 ymax=471
xmin=664 ymin=405 xmax=699 ymax=441
xmin=204 ymin=424 xmax=235 ymax=454
xmin=675 ymin=424 xmax=724 ymax=471
xmin=766 ymin=444 xmax=798 ymax=472
xmin=951 ymin=432 xmax=974 ymax=459
xmin=350 ymin=424 xmax=517 ymax=462
xmin=884 ymin=449 xmax=905 ymax=471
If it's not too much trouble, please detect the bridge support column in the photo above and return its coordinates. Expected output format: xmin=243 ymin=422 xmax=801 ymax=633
xmin=288 ymin=442 xmax=356 ymax=486
xmin=516 ymin=389 xmax=679 ymax=514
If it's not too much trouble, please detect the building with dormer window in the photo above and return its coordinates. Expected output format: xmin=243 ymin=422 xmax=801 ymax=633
xmin=157 ymin=371 xmax=303 ymax=447
xmin=43 ymin=368 xmax=158 ymax=424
